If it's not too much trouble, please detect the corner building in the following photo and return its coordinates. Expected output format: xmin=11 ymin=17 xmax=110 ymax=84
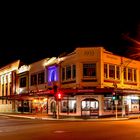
xmin=58 ymin=47 xmax=140 ymax=118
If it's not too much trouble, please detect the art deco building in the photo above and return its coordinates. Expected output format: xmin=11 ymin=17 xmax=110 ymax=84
xmin=0 ymin=47 xmax=140 ymax=118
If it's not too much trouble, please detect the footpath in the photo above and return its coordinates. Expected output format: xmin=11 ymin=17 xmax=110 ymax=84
xmin=1 ymin=113 xmax=138 ymax=121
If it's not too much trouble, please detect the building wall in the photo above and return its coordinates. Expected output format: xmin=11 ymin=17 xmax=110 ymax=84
xmin=0 ymin=60 xmax=20 ymax=112
xmin=29 ymin=58 xmax=49 ymax=91
xmin=60 ymin=47 xmax=103 ymax=89
xmin=102 ymin=49 xmax=140 ymax=89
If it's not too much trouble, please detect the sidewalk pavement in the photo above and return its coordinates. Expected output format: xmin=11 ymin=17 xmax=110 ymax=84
xmin=0 ymin=113 xmax=131 ymax=121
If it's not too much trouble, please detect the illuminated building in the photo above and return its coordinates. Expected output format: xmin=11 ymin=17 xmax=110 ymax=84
xmin=0 ymin=47 xmax=140 ymax=118
xmin=0 ymin=60 xmax=20 ymax=112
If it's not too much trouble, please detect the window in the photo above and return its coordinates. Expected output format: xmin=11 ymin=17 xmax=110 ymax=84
xmin=50 ymin=102 xmax=56 ymax=113
xmin=62 ymin=64 xmax=76 ymax=81
xmin=2 ymin=84 xmax=4 ymax=96
xmin=2 ymin=76 xmax=4 ymax=84
xmin=66 ymin=65 xmax=71 ymax=80
xmin=82 ymin=100 xmax=98 ymax=110
xmin=6 ymin=75 xmax=8 ymax=83
xmin=104 ymin=64 xmax=108 ymax=78
xmin=123 ymin=68 xmax=137 ymax=82
xmin=6 ymin=83 xmax=8 ymax=96
xmin=128 ymin=68 xmax=132 ymax=81
xmin=83 ymin=64 xmax=96 ymax=78
xmin=38 ymin=72 xmax=44 ymax=84
xmin=31 ymin=74 xmax=37 ymax=85
xmin=123 ymin=67 xmax=126 ymax=80
xmin=20 ymin=77 xmax=27 ymax=87
xmin=109 ymin=65 xmax=115 ymax=79
xmin=104 ymin=64 xmax=120 ymax=80
xmin=72 ymin=65 xmax=76 ymax=79
xmin=134 ymin=69 xmax=136 ymax=82
xmin=61 ymin=99 xmax=76 ymax=113
xmin=62 ymin=67 xmax=65 ymax=81
xmin=10 ymin=83 xmax=12 ymax=95
xmin=116 ymin=66 xmax=120 ymax=79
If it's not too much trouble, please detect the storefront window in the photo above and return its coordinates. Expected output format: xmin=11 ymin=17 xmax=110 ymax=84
xmin=61 ymin=99 xmax=76 ymax=113
xmin=50 ymin=102 xmax=56 ymax=113
xmin=82 ymin=99 xmax=98 ymax=111
xmin=104 ymin=99 xmax=113 ymax=110
xmin=69 ymin=100 xmax=76 ymax=113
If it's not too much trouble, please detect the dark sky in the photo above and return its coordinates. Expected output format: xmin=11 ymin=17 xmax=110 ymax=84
xmin=0 ymin=7 xmax=140 ymax=67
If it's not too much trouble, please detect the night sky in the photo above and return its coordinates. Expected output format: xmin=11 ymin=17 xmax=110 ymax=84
xmin=0 ymin=7 xmax=140 ymax=68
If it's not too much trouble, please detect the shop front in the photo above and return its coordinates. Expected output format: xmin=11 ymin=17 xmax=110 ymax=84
xmin=81 ymin=98 xmax=99 ymax=117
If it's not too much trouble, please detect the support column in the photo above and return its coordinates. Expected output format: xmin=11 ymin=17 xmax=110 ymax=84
xmin=122 ymin=96 xmax=126 ymax=117
xmin=99 ymin=95 xmax=103 ymax=116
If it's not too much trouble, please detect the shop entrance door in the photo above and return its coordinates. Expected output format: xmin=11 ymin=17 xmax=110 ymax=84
xmin=81 ymin=98 xmax=99 ymax=117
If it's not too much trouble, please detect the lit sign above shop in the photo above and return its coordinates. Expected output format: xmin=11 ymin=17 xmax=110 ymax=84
xmin=17 ymin=65 xmax=30 ymax=74
xmin=44 ymin=57 xmax=57 ymax=66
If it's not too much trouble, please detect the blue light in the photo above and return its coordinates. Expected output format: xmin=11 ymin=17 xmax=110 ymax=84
xmin=48 ymin=66 xmax=58 ymax=82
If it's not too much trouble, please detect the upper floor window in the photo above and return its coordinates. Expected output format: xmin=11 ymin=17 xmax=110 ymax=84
xmin=116 ymin=66 xmax=120 ymax=79
xmin=10 ymin=82 xmax=12 ymax=95
xmin=123 ymin=67 xmax=126 ymax=80
xmin=31 ymin=74 xmax=37 ymax=85
xmin=61 ymin=64 xmax=76 ymax=81
xmin=128 ymin=68 xmax=132 ymax=81
xmin=134 ymin=69 xmax=137 ymax=82
xmin=62 ymin=67 xmax=65 ymax=81
xmin=38 ymin=72 xmax=44 ymax=84
xmin=109 ymin=65 xmax=115 ymax=79
xmin=66 ymin=65 xmax=71 ymax=80
xmin=104 ymin=64 xmax=108 ymax=78
xmin=20 ymin=77 xmax=27 ymax=87
xmin=83 ymin=63 xmax=96 ymax=78
xmin=123 ymin=67 xmax=137 ymax=82
xmin=6 ymin=83 xmax=8 ymax=96
xmin=72 ymin=65 xmax=76 ymax=79
xmin=31 ymin=71 xmax=45 ymax=86
xmin=2 ymin=84 xmax=4 ymax=96
xmin=104 ymin=64 xmax=120 ymax=80
xmin=6 ymin=75 xmax=8 ymax=83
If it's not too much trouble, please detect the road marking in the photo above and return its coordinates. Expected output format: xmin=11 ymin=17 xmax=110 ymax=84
xmin=53 ymin=130 xmax=72 ymax=134
xmin=54 ymin=130 xmax=65 ymax=133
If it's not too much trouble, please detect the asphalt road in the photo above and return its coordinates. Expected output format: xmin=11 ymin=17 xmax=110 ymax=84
xmin=0 ymin=116 xmax=140 ymax=140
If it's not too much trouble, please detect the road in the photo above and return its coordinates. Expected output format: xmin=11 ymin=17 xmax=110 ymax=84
xmin=0 ymin=116 xmax=140 ymax=140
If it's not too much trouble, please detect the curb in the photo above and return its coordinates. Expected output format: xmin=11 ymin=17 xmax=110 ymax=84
xmin=0 ymin=114 xmax=129 ymax=121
